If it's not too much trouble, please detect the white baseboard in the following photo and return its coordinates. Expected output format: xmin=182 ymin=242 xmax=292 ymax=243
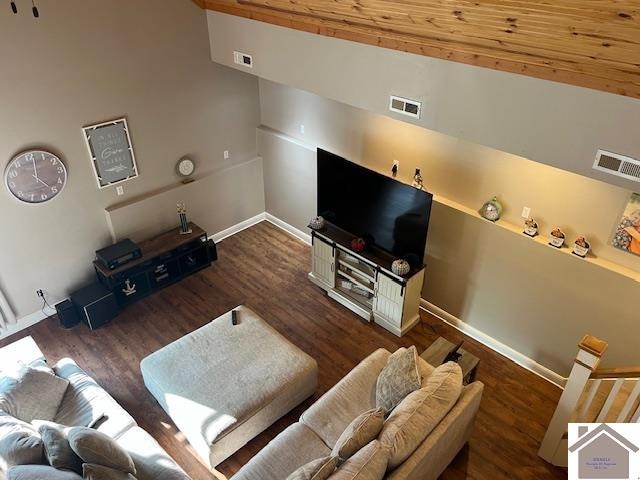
xmin=264 ymin=213 xmax=311 ymax=244
xmin=210 ymin=213 xmax=266 ymax=243
xmin=420 ymin=299 xmax=566 ymax=388
xmin=0 ymin=308 xmax=53 ymax=341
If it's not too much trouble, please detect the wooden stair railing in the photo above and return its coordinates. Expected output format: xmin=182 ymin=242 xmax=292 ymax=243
xmin=539 ymin=335 xmax=640 ymax=467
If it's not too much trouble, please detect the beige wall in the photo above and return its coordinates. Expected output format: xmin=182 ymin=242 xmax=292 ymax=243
xmin=208 ymin=11 xmax=640 ymax=192
xmin=0 ymin=1 xmax=260 ymax=319
xmin=257 ymin=80 xmax=640 ymax=376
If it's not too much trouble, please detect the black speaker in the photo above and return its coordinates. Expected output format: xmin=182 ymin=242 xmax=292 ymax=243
xmin=71 ymin=282 xmax=119 ymax=330
xmin=207 ymin=239 xmax=218 ymax=262
xmin=55 ymin=299 xmax=80 ymax=329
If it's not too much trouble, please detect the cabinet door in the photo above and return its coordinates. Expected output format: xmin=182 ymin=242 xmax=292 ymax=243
xmin=312 ymin=236 xmax=335 ymax=288
xmin=373 ymin=273 xmax=404 ymax=326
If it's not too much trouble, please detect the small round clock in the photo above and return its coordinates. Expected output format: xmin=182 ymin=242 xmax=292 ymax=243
xmin=4 ymin=150 xmax=67 ymax=204
xmin=176 ymin=157 xmax=195 ymax=177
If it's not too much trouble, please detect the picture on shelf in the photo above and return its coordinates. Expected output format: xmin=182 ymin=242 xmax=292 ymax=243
xmin=612 ymin=193 xmax=640 ymax=257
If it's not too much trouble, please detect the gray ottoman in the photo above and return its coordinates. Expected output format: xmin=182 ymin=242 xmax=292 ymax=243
xmin=140 ymin=306 xmax=318 ymax=468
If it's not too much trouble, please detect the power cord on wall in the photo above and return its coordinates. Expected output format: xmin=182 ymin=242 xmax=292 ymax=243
xmin=37 ymin=289 xmax=58 ymax=320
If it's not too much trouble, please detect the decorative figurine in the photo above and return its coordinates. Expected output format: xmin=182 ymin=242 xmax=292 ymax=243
xmin=523 ymin=218 xmax=539 ymax=237
xmin=350 ymin=237 xmax=366 ymax=253
xmin=479 ymin=196 xmax=503 ymax=222
xmin=412 ymin=168 xmax=424 ymax=190
xmin=391 ymin=161 xmax=398 ymax=178
xmin=548 ymin=228 xmax=566 ymax=248
xmin=177 ymin=203 xmax=192 ymax=235
xmin=309 ymin=216 xmax=326 ymax=231
xmin=573 ymin=236 xmax=590 ymax=258
xmin=392 ymin=259 xmax=410 ymax=277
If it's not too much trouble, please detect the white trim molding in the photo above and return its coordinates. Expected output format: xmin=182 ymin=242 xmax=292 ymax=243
xmin=264 ymin=213 xmax=311 ymax=244
xmin=210 ymin=213 xmax=266 ymax=243
xmin=420 ymin=299 xmax=567 ymax=388
xmin=0 ymin=308 xmax=52 ymax=341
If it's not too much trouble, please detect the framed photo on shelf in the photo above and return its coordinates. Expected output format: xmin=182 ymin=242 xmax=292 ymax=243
xmin=611 ymin=193 xmax=640 ymax=256
xmin=82 ymin=117 xmax=138 ymax=189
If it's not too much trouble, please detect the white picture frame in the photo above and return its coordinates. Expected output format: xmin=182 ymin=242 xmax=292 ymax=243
xmin=82 ymin=117 xmax=139 ymax=189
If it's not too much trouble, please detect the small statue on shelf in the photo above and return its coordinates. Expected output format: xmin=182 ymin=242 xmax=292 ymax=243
xmin=412 ymin=168 xmax=424 ymax=190
xmin=177 ymin=203 xmax=192 ymax=235
xmin=548 ymin=228 xmax=566 ymax=249
xmin=523 ymin=218 xmax=539 ymax=238
xmin=572 ymin=236 xmax=590 ymax=258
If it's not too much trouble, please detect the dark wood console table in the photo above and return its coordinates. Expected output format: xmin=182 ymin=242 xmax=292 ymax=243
xmin=94 ymin=222 xmax=216 ymax=307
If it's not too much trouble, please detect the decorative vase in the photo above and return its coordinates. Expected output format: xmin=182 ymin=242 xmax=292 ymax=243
xmin=392 ymin=259 xmax=410 ymax=276
xmin=479 ymin=196 xmax=503 ymax=222
xmin=309 ymin=216 xmax=325 ymax=230
xmin=350 ymin=237 xmax=366 ymax=253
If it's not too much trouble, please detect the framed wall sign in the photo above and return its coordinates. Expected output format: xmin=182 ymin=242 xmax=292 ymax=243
xmin=82 ymin=118 xmax=138 ymax=189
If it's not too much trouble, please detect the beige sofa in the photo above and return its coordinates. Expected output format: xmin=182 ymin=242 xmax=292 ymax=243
xmin=232 ymin=348 xmax=484 ymax=480
xmin=0 ymin=337 xmax=190 ymax=480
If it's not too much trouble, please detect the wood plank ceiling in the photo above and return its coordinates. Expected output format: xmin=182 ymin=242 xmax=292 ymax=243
xmin=195 ymin=0 xmax=640 ymax=99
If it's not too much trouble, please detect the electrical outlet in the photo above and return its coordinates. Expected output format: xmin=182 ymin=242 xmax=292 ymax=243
xmin=521 ymin=206 xmax=531 ymax=219
xmin=223 ymin=150 xmax=230 ymax=160
xmin=300 ymin=124 xmax=305 ymax=135
xmin=36 ymin=289 xmax=44 ymax=298
xmin=116 ymin=186 xmax=124 ymax=196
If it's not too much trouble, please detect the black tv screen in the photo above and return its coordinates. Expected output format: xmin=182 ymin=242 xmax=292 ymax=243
xmin=317 ymin=149 xmax=432 ymax=261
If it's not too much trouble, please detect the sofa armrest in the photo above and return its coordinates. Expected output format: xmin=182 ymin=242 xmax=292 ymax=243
xmin=386 ymin=381 xmax=484 ymax=480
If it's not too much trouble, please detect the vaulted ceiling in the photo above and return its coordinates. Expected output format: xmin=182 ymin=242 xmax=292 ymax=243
xmin=194 ymin=0 xmax=640 ymax=99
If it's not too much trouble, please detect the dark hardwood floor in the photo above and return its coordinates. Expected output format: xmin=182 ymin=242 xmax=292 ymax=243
xmin=0 ymin=221 xmax=566 ymax=479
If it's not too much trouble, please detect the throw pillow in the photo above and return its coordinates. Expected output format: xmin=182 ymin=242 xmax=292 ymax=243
xmin=0 ymin=411 xmax=44 ymax=471
xmin=83 ymin=464 xmax=137 ymax=480
xmin=6 ymin=464 xmax=83 ymax=480
xmin=375 ymin=346 xmax=421 ymax=415
xmin=328 ymin=441 xmax=389 ymax=480
xmin=332 ymin=408 xmax=384 ymax=460
xmin=68 ymin=427 xmax=136 ymax=475
xmin=33 ymin=420 xmax=83 ymax=473
xmin=0 ymin=364 xmax=69 ymax=422
xmin=379 ymin=361 xmax=463 ymax=469
xmin=286 ymin=456 xmax=338 ymax=480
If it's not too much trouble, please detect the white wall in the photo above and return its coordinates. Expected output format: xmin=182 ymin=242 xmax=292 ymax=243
xmin=0 ymin=1 xmax=261 ymax=321
xmin=207 ymin=11 xmax=640 ymax=191
xmin=257 ymin=80 xmax=640 ymax=377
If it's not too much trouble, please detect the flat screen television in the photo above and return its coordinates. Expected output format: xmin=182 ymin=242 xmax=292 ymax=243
xmin=317 ymin=148 xmax=432 ymax=263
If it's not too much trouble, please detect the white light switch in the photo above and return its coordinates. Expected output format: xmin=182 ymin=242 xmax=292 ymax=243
xmin=521 ymin=206 xmax=531 ymax=219
xmin=223 ymin=150 xmax=230 ymax=160
xmin=116 ymin=186 xmax=124 ymax=196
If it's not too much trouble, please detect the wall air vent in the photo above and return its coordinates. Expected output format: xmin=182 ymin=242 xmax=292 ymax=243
xmin=593 ymin=149 xmax=640 ymax=182
xmin=233 ymin=51 xmax=253 ymax=68
xmin=389 ymin=95 xmax=421 ymax=119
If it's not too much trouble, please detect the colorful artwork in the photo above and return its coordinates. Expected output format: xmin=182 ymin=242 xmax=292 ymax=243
xmin=612 ymin=193 xmax=640 ymax=256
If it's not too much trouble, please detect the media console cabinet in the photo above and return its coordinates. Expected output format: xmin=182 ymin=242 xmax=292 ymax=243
xmin=309 ymin=223 xmax=425 ymax=337
xmin=68 ymin=223 xmax=216 ymax=330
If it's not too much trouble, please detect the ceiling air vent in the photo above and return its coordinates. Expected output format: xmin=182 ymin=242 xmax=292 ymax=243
xmin=593 ymin=149 xmax=640 ymax=182
xmin=389 ymin=95 xmax=421 ymax=119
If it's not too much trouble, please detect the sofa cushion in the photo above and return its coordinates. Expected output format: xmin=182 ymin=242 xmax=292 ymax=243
xmin=0 ymin=364 xmax=69 ymax=423
xmin=301 ymin=349 xmax=390 ymax=448
xmin=6 ymin=464 xmax=82 ymax=480
xmin=380 ymin=362 xmax=463 ymax=469
xmin=115 ymin=426 xmax=190 ymax=480
xmin=286 ymin=456 xmax=338 ymax=480
xmin=233 ymin=423 xmax=331 ymax=480
xmin=83 ymin=464 xmax=137 ymax=480
xmin=328 ymin=441 xmax=389 ymax=480
xmin=32 ymin=420 xmax=83 ymax=473
xmin=68 ymin=427 xmax=135 ymax=475
xmin=53 ymin=359 xmax=136 ymax=439
xmin=375 ymin=347 xmax=421 ymax=416
xmin=332 ymin=408 xmax=384 ymax=461
xmin=0 ymin=411 xmax=44 ymax=471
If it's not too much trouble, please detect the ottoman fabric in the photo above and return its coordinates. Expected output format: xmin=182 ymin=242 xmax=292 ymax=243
xmin=140 ymin=306 xmax=318 ymax=468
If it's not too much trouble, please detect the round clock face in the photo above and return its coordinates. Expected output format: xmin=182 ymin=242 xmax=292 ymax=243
xmin=177 ymin=158 xmax=195 ymax=177
xmin=4 ymin=150 xmax=67 ymax=204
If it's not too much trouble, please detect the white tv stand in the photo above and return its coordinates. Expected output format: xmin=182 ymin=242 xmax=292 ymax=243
xmin=308 ymin=224 xmax=425 ymax=337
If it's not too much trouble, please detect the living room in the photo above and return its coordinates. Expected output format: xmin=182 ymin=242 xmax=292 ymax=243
xmin=1 ymin=1 xmax=639 ymax=479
